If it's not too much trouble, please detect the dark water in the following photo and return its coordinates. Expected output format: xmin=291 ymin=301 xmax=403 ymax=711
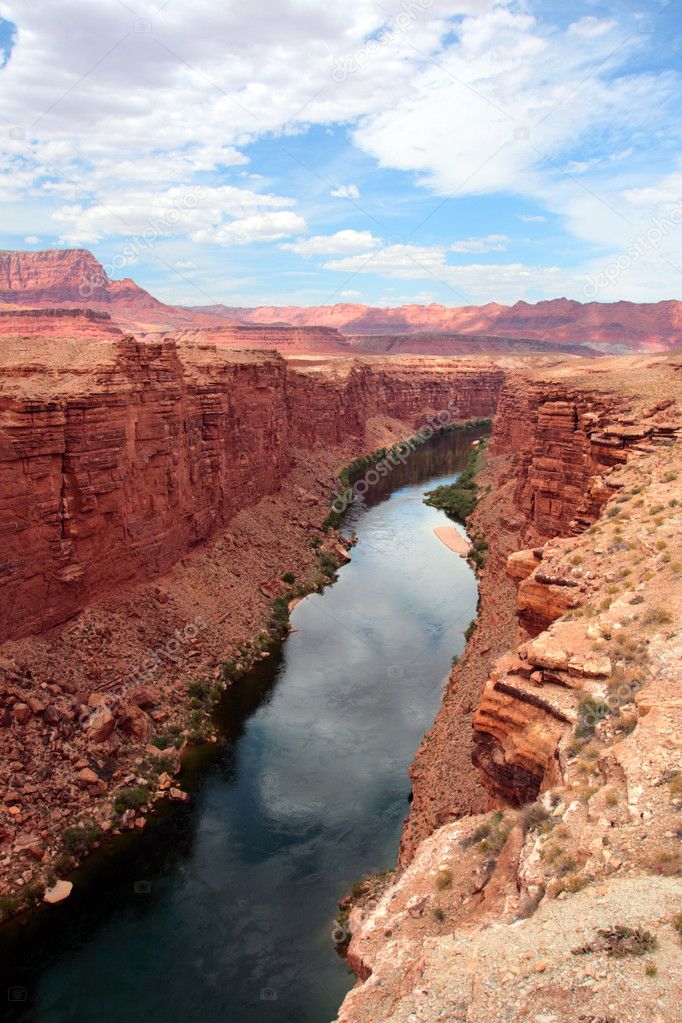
xmin=1 ymin=430 xmax=482 ymax=1023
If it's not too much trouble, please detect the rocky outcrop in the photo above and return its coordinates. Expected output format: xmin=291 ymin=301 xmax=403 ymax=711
xmin=0 ymin=307 xmax=123 ymax=340
xmin=165 ymin=323 xmax=354 ymax=355
xmin=0 ymin=249 xmax=225 ymax=331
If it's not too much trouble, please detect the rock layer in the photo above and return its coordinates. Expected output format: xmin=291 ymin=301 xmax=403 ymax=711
xmin=0 ymin=340 xmax=503 ymax=644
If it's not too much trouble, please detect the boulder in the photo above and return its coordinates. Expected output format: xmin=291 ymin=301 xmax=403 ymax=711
xmin=43 ymin=879 xmax=73 ymax=904
xmin=84 ymin=704 xmax=115 ymax=742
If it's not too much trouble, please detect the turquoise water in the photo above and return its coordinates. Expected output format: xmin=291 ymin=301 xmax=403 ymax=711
xmin=1 ymin=430 xmax=481 ymax=1023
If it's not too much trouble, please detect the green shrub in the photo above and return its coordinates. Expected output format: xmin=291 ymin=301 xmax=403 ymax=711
xmin=423 ymin=441 xmax=487 ymax=524
xmin=281 ymin=572 xmax=296 ymax=584
xmin=0 ymin=895 xmax=18 ymax=920
xmin=187 ymin=679 xmax=209 ymax=700
xmin=113 ymin=785 xmax=149 ymax=814
xmin=61 ymin=822 xmax=103 ymax=857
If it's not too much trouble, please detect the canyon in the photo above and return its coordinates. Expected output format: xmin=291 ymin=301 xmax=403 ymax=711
xmin=0 ymin=277 xmax=680 ymax=1021
xmin=3 ymin=249 xmax=682 ymax=353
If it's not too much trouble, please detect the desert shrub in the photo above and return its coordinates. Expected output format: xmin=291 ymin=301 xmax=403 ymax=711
xmin=281 ymin=572 xmax=296 ymax=584
xmin=435 ymin=870 xmax=453 ymax=890
xmin=187 ymin=679 xmax=209 ymax=700
xmin=643 ymin=606 xmax=672 ymax=626
xmin=463 ymin=619 xmax=477 ymax=642
xmin=113 ymin=785 xmax=149 ymax=814
xmin=575 ymin=696 xmax=610 ymax=739
xmin=520 ymin=801 xmax=552 ymax=834
xmin=460 ymin=824 xmax=490 ymax=849
xmin=0 ymin=895 xmax=18 ymax=920
xmin=61 ymin=821 xmax=102 ymax=857
xmin=557 ymin=873 xmax=590 ymax=895
xmin=432 ymin=906 xmax=445 ymax=922
xmin=572 ymin=925 xmax=658 ymax=958
xmin=21 ymin=882 xmax=43 ymax=907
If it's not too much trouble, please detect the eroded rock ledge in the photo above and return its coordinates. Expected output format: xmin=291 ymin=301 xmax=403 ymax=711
xmin=338 ymin=354 xmax=682 ymax=1022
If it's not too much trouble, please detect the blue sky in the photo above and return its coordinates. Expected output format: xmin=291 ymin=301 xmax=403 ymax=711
xmin=1 ymin=0 xmax=681 ymax=308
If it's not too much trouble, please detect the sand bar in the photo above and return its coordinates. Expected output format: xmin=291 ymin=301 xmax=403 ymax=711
xmin=433 ymin=525 xmax=470 ymax=557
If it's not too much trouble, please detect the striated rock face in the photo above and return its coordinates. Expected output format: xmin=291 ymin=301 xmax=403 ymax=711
xmin=0 ymin=340 xmax=504 ymax=643
xmin=490 ymin=376 xmax=678 ymax=542
xmin=471 ymin=371 xmax=682 ymax=804
xmin=0 ymin=307 xmax=123 ymax=340
xmin=164 ymin=322 xmax=355 ymax=355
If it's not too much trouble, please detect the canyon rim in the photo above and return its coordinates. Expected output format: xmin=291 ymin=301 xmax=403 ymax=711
xmin=2 ymin=1 xmax=682 ymax=1020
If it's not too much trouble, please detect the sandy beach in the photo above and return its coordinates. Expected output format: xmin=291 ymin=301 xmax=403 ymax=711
xmin=433 ymin=524 xmax=470 ymax=557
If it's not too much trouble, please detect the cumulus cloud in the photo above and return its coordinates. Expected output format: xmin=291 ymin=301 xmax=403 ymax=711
xmin=330 ymin=184 xmax=361 ymax=199
xmin=517 ymin=214 xmax=546 ymax=223
xmin=0 ymin=0 xmax=681 ymax=298
xmin=23 ymin=234 xmax=39 ymax=244
xmin=281 ymin=229 xmax=378 ymax=256
xmin=51 ymin=184 xmax=300 ymax=244
xmin=196 ymin=211 xmax=307 ymax=246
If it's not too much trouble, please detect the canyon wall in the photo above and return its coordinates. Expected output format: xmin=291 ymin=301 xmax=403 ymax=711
xmin=337 ymin=354 xmax=682 ymax=1023
xmin=0 ymin=340 xmax=503 ymax=644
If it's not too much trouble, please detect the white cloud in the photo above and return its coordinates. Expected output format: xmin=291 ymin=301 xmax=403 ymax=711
xmin=51 ymin=184 xmax=300 ymax=244
xmin=281 ymin=229 xmax=378 ymax=256
xmin=450 ymin=234 xmax=508 ymax=253
xmin=323 ymin=242 xmax=568 ymax=302
xmin=330 ymin=184 xmax=360 ymax=199
xmin=517 ymin=214 xmax=546 ymax=223
xmin=568 ymin=16 xmax=617 ymax=39
xmin=196 ymin=211 xmax=307 ymax=246
xmin=24 ymin=234 xmax=39 ymax=244
xmin=341 ymin=289 xmax=361 ymax=297
xmin=0 ymin=0 xmax=680 ymax=300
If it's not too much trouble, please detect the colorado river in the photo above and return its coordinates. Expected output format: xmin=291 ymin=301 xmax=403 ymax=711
xmin=1 ymin=428 xmax=483 ymax=1023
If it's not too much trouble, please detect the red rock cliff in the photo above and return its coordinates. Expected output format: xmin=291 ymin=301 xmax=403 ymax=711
xmin=0 ymin=340 xmax=503 ymax=643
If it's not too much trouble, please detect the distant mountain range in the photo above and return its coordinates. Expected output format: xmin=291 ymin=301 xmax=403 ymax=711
xmin=1 ymin=248 xmax=681 ymax=354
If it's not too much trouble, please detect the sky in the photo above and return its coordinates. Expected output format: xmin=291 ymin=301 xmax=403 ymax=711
xmin=0 ymin=0 xmax=681 ymax=309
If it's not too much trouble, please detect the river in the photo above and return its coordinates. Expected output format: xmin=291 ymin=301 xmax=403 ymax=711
xmin=1 ymin=428 xmax=482 ymax=1023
